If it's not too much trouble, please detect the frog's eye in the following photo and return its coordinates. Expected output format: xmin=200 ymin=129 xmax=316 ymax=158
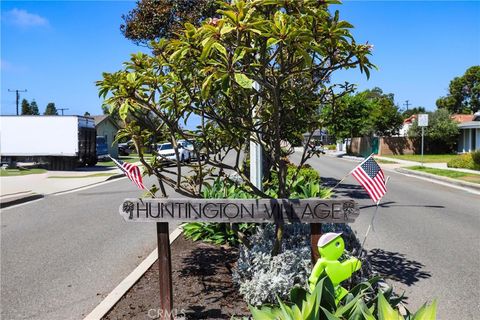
xmin=335 ymin=241 xmax=340 ymax=247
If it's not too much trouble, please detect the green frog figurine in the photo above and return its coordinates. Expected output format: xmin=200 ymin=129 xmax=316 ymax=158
xmin=308 ymin=232 xmax=361 ymax=303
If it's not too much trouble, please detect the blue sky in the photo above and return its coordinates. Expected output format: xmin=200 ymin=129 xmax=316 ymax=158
xmin=1 ymin=1 xmax=479 ymax=117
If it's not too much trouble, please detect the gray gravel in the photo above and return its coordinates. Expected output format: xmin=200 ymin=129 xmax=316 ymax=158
xmin=1 ymin=176 xmax=178 ymax=320
xmin=290 ymin=152 xmax=480 ymax=319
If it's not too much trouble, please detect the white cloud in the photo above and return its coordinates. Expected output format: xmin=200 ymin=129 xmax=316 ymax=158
xmin=2 ymin=8 xmax=49 ymax=28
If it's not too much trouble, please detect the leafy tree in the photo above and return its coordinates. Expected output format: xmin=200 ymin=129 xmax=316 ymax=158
xmin=322 ymin=91 xmax=373 ymax=141
xmin=44 ymin=102 xmax=58 ymax=115
xmin=99 ymin=0 xmax=374 ymax=254
xmin=402 ymin=106 xmax=425 ymax=119
xmin=121 ymin=0 xmax=220 ymax=45
xmin=84 ymin=111 xmax=91 ymax=116
xmin=408 ymin=108 xmax=459 ymax=153
xmin=323 ymin=87 xmax=402 ymax=140
xmin=30 ymin=100 xmax=40 ymax=115
xmin=21 ymin=99 xmax=31 ymax=115
xmin=436 ymin=66 xmax=480 ymax=114
xmin=364 ymin=88 xmax=403 ymax=136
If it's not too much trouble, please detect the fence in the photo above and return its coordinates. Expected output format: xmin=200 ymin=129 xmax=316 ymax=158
xmin=348 ymin=136 xmax=443 ymax=156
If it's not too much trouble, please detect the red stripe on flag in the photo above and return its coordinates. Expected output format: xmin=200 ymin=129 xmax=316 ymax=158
xmin=352 ymin=169 xmax=380 ymax=202
xmin=355 ymin=168 xmax=382 ymax=201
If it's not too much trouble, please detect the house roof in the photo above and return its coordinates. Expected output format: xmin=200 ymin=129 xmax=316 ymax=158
xmin=92 ymin=115 xmax=120 ymax=129
xmin=403 ymin=114 xmax=416 ymax=124
xmin=451 ymin=114 xmax=474 ymax=123
xmin=458 ymin=121 xmax=480 ymax=129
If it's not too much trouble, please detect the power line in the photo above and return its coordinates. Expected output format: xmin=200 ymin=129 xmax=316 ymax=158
xmin=7 ymin=89 xmax=27 ymax=115
xmin=403 ymin=100 xmax=411 ymax=111
xmin=58 ymin=108 xmax=69 ymax=116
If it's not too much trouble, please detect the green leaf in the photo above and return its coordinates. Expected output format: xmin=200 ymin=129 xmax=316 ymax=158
xmin=267 ymin=37 xmax=280 ymax=48
xmin=220 ymin=24 xmax=235 ymax=35
xmin=200 ymin=37 xmax=215 ymax=60
xmin=233 ymin=49 xmax=246 ymax=64
xmin=290 ymin=287 xmax=307 ymax=309
xmin=201 ymin=73 xmax=215 ymax=99
xmin=212 ymin=42 xmax=227 ymax=57
xmin=234 ymin=73 xmax=254 ymax=89
xmin=218 ymin=10 xmax=238 ymax=24
xmin=126 ymin=72 xmax=136 ymax=83
xmin=377 ymin=292 xmax=403 ymax=320
xmin=119 ymin=101 xmax=130 ymax=121
xmin=248 ymin=306 xmax=278 ymax=320
xmin=411 ymin=300 xmax=437 ymax=320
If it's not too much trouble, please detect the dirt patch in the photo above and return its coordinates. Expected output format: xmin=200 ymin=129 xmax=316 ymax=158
xmin=103 ymin=235 xmax=250 ymax=319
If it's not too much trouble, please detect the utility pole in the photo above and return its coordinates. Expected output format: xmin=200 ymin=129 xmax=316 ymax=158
xmin=403 ymin=100 xmax=411 ymax=111
xmin=8 ymin=89 xmax=27 ymax=115
xmin=58 ymin=108 xmax=69 ymax=116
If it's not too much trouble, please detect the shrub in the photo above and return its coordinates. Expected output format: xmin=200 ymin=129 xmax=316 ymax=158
xmin=472 ymin=150 xmax=480 ymax=166
xmin=182 ymin=178 xmax=257 ymax=246
xmin=325 ymin=144 xmax=337 ymax=150
xmin=447 ymin=152 xmax=480 ymax=171
xmin=233 ymin=224 xmax=312 ymax=306
xmin=182 ymin=222 xmax=255 ymax=246
xmin=233 ymin=224 xmax=374 ymax=306
xmin=249 ymin=274 xmax=436 ymax=320
xmin=266 ymin=164 xmax=328 ymax=198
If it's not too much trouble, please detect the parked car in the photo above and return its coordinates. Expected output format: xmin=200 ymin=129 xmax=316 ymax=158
xmin=118 ymin=140 xmax=133 ymax=156
xmin=96 ymin=136 xmax=109 ymax=161
xmin=157 ymin=142 xmax=191 ymax=163
xmin=178 ymin=139 xmax=207 ymax=160
xmin=308 ymin=140 xmax=325 ymax=154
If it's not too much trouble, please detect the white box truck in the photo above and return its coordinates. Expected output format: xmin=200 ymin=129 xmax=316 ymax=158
xmin=0 ymin=116 xmax=98 ymax=170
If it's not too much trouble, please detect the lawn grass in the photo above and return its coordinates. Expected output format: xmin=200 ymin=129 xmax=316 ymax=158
xmin=374 ymin=159 xmax=397 ymax=164
xmin=384 ymin=154 xmax=458 ymax=163
xmin=407 ymin=166 xmax=480 ymax=184
xmin=48 ymin=173 xmax=116 ymax=179
xmin=0 ymin=168 xmax=47 ymax=177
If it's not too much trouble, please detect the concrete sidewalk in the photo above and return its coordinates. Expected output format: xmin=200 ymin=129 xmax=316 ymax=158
xmin=0 ymin=166 xmax=124 ymax=208
xmin=374 ymin=155 xmax=480 ymax=174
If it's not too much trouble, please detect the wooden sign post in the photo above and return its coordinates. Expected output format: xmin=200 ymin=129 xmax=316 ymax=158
xmin=120 ymin=198 xmax=359 ymax=319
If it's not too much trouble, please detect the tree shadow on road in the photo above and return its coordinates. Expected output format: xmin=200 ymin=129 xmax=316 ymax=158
xmin=368 ymin=248 xmax=431 ymax=286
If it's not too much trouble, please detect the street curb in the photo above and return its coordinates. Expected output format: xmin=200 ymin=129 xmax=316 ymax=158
xmin=395 ymin=168 xmax=480 ymax=191
xmin=83 ymin=226 xmax=184 ymax=320
xmin=106 ymin=173 xmax=125 ymax=181
xmin=51 ymin=173 xmax=125 ymax=195
xmin=0 ymin=173 xmax=125 ymax=208
xmin=0 ymin=192 xmax=44 ymax=209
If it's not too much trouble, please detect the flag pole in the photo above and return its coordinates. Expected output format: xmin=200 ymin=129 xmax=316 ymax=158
xmin=355 ymin=176 xmax=390 ymax=262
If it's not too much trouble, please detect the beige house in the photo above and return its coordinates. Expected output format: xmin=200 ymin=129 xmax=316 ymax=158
xmin=93 ymin=115 xmax=119 ymax=158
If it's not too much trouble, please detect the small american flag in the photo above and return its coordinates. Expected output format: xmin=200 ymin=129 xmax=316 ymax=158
xmin=110 ymin=156 xmax=145 ymax=190
xmin=351 ymin=156 xmax=387 ymax=204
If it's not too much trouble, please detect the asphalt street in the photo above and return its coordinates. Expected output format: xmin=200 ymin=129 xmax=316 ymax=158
xmin=290 ymin=152 xmax=480 ymax=319
xmin=1 ymin=175 xmax=178 ymax=320
xmin=1 ymin=153 xmax=479 ymax=319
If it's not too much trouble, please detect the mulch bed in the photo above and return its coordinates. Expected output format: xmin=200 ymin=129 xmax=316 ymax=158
xmin=103 ymin=235 xmax=250 ymax=319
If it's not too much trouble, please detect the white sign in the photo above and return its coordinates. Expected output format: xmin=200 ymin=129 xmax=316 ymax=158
xmin=418 ymin=114 xmax=429 ymax=127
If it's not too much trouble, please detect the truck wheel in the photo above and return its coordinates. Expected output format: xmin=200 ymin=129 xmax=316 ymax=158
xmin=87 ymin=157 xmax=98 ymax=167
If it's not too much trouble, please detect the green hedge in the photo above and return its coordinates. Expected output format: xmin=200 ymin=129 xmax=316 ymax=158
xmin=447 ymin=151 xmax=480 ymax=171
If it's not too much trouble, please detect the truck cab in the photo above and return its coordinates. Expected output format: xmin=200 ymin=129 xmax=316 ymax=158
xmin=96 ymin=136 xmax=109 ymax=161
